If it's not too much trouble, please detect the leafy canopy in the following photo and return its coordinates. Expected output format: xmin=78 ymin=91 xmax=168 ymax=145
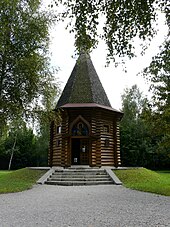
xmin=120 ymin=84 xmax=170 ymax=169
xmin=142 ymin=38 xmax=170 ymax=156
xmin=52 ymin=0 xmax=168 ymax=63
xmin=120 ymin=85 xmax=153 ymax=167
xmin=0 ymin=0 xmax=58 ymax=133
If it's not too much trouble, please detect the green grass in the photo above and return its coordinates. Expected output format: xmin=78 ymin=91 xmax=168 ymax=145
xmin=156 ymin=170 xmax=170 ymax=175
xmin=0 ymin=171 xmax=12 ymax=176
xmin=0 ymin=168 xmax=46 ymax=194
xmin=114 ymin=168 xmax=170 ymax=196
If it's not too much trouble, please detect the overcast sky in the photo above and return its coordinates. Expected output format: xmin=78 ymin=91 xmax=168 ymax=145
xmin=48 ymin=8 xmax=168 ymax=110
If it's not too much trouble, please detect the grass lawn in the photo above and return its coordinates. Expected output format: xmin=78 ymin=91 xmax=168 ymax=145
xmin=114 ymin=168 xmax=170 ymax=196
xmin=0 ymin=171 xmax=12 ymax=176
xmin=0 ymin=168 xmax=46 ymax=194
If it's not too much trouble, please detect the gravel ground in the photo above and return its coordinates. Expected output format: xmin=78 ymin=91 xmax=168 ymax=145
xmin=0 ymin=184 xmax=169 ymax=227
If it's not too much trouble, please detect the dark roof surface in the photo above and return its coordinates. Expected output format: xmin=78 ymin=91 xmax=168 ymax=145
xmin=56 ymin=53 xmax=112 ymax=108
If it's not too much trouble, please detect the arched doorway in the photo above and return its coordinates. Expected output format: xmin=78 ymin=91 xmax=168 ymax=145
xmin=70 ymin=117 xmax=90 ymax=165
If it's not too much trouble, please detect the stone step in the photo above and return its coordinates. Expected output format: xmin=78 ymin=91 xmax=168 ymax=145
xmin=52 ymin=173 xmax=106 ymax=177
xmin=48 ymin=177 xmax=111 ymax=182
xmin=51 ymin=174 xmax=109 ymax=178
xmin=54 ymin=170 xmax=106 ymax=175
xmin=52 ymin=172 xmax=109 ymax=178
xmin=38 ymin=168 xmax=122 ymax=185
xmin=44 ymin=168 xmax=114 ymax=186
xmin=45 ymin=180 xmax=113 ymax=186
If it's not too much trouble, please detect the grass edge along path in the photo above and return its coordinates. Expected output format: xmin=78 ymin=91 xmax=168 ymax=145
xmin=0 ymin=168 xmax=46 ymax=194
xmin=113 ymin=168 xmax=170 ymax=196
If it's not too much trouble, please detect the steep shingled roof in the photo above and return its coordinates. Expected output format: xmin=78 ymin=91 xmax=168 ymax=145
xmin=56 ymin=53 xmax=112 ymax=108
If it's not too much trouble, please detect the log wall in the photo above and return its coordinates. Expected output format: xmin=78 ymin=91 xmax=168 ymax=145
xmin=51 ymin=124 xmax=62 ymax=166
xmin=49 ymin=107 xmax=122 ymax=167
xmin=99 ymin=110 xmax=115 ymax=166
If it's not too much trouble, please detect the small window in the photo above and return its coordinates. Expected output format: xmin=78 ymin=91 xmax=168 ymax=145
xmin=56 ymin=140 xmax=61 ymax=147
xmin=103 ymin=125 xmax=109 ymax=133
xmin=105 ymin=139 xmax=110 ymax=147
xmin=56 ymin=126 xmax=61 ymax=134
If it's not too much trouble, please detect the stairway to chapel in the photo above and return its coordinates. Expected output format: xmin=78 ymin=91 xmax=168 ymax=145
xmin=45 ymin=168 xmax=114 ymax=186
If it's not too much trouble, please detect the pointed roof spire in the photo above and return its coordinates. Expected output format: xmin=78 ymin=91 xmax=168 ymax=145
xmin=56 ymin=53 xmax=111 ymax=108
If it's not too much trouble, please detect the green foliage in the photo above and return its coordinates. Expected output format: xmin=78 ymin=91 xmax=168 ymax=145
xmin=0 ymin=123 xmax=52 ymax=169
xmin=0 ymin=168 xmax=46 ymax=193
xmin=53 ymin=0 xmax=168 ymax=63
xmin=35 ymin=125 xmax=49 ymax=167
xmin=120 ymin=84 xmax=170 ymax=169
xmin=0 ymin=127 xmax=36 ymax=169
xmin=0 ymin=0 xmax=60 ymax=167
xmin=0 ymin=0 xmax=58 ymax=133
xmin=33 ymin=79 xmax=61 ymax=167
xmin=120 ymin=85 xmax=155 ymax=167
xmin=144 ymin=40 xmax=170 ymax=108
xmin=114 ymin=168 xmax=170 ymax=196
xmin=142 ymin=38 xmax=170 ymax=167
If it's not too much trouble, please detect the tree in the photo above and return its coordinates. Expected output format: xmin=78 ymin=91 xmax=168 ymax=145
xmin=142 ymin=38 xmax=170 ymax=168
xmin=143 ymin=38 xmax=170 ymax=108
xmin=0 ymin=0 xmax=57 ymax=134
xmin=3 ymin=127 xmax=37 ymax=170
xmin=120 ymin=85 xmax=156 ymax=167
xmin=34 ymin=81 xmax=61 ymax=167
xmin=52 ymin=0 xmax=169 ymax=63
xmin=120 ymin=84 xmax=170 ymax=169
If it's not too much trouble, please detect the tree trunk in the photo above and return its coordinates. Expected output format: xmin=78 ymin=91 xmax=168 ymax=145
xmin=8 ymin=134 xmax=17 ymax=170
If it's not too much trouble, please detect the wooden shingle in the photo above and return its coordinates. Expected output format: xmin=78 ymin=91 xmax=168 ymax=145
xmin=56 ymin=53 xmax=111 ymax=108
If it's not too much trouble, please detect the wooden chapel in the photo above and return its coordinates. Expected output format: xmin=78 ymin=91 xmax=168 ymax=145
xmin=48 ymin=53 xmax=123 ymax=167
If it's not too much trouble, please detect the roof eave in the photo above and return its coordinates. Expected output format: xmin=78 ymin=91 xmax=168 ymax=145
xmin=55 ymin=103 xmax=123 ymax=116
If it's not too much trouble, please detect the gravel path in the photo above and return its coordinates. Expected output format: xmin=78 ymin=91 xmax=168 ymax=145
xmin=0 ymin=184 xmax=169 ymax=227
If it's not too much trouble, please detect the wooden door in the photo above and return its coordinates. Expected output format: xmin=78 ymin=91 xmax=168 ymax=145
xmin=80 ymin=139 xmax=89 ymax=165
xmin=71 ymin=139 xmax=80 ymax=165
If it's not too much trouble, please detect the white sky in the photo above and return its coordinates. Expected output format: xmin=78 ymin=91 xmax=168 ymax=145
xmin=48 ymin=9 xmax=168 ymax=111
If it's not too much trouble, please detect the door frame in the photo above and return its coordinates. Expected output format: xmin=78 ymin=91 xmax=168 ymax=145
xmin=71 ymin=137 xmax=91 ymax=165
xmin=69 ymin=115 xmax=91 ymax=166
